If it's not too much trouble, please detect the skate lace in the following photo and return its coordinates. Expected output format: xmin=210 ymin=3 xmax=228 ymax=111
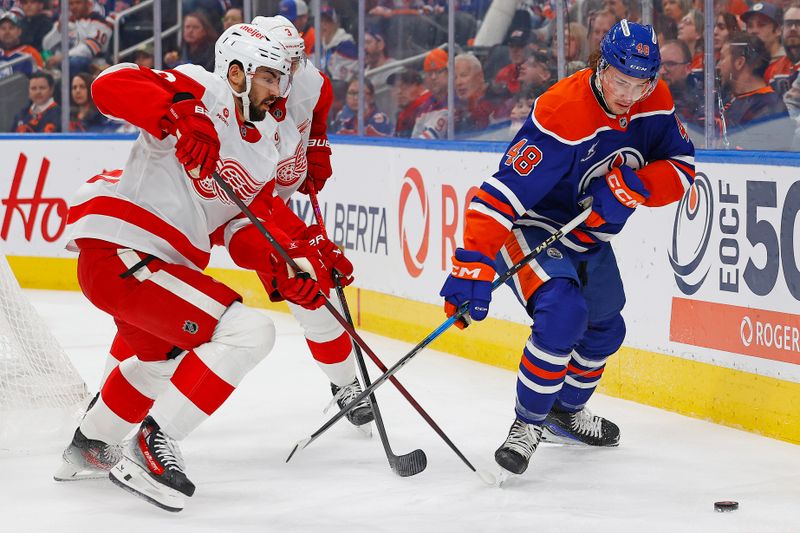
xmin=325 ymin=380 xmax=367 ymax=413
xmin=504 ymin=420 xmax=542 ymax=459
xmin=571 ymin=408 xmax=602 ymax=439
xmin=100 ymin=443 xmax=123 ymax=464
xmin=153 ymin=432 xmax=186 ymax=472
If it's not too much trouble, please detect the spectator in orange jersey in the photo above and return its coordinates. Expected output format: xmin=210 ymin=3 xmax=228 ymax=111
xmin=10 ymin=70 xmax=60 ymax=132
xmin=0 ymin=11 xmax=42 ymax=79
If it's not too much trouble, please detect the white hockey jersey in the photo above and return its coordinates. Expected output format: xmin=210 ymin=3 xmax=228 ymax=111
xmin=266 ymin=62 xmax=331 ymax=202
xmin=42 ymin=12 xmax=112 ymax=61
xmin=66 ymin=64 xmax=282 ymax=271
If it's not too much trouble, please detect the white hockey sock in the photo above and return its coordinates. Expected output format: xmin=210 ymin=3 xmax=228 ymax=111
xmin=149 ymin=303 xmax=275 ymax=440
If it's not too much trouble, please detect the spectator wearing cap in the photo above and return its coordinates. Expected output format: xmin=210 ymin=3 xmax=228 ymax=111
xmin=332 ymin=78 xmax=393 ymax=136
xmin=767 ymin=4 xmax=800 ymax=97
xmin=716 ymin=32 xmax=794 ymax=150
xmin=280 ymin=0 xmax=316 ymax=57
xmin=494 ymin=29 xmax=529 ymax=95
xmin=10 ymin=70 xmax=60 ymax=132
xmin=454 ymin=53 xmax=508 ymax=135
xmin=678 ymin=9 xmax=704 ymax=77
xmin=518 ymin=49 xmax=554 ymax=99
xmin=413 ymin=47 xmax=449 ymax=139
xmin=0 ymin=11 xmax=42 ymax=79
xmin=132 ymin=43 xmax=154 ymax=68
xmin=319 ymin=5 xmax=357 ymax=82
xmin=17 ymin=0 xmax=52 ymax=52
xmin=42 ymin=0 xmax=112 ymax=75
xmin=388 ymin=67 xmax=436 ymax=137
xmin=743 ymin=2 xmax=785 ymax=83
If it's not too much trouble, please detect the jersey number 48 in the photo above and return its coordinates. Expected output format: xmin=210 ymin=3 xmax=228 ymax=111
xmin=504 ymin=139 xmax=542 ymax=176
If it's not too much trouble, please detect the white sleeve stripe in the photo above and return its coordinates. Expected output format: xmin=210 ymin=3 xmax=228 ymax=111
xmin=667 ymin=161 xmax=692 ymax=192
xmin=468 ymin=202 xmax=513 ymax=230
xmin=485 ymin=177 xmax=526 ymax=215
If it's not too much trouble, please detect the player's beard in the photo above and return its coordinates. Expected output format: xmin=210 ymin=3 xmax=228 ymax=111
xmin=247 ymin=95 xmax=277 ymax=122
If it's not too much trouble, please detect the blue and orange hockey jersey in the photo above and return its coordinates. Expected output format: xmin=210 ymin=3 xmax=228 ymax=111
xmin=464 ymin=68 xmax=695 ymax=259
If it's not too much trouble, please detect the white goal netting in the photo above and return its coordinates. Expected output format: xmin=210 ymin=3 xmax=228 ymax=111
xmin=0 ymin=252 xmax=89 ymax=451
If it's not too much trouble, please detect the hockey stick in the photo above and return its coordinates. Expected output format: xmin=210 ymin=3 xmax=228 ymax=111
xmin=209 ymin=170 xmax=481 ymax=478
xmin=287 ymin=206 xmax=592 ymax=466
xmin=306 ymin=182 xmax=427 ymax=477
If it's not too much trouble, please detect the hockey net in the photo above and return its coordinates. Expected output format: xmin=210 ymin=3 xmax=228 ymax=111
xmin=0 ymin=251 xmax=89 ymax=451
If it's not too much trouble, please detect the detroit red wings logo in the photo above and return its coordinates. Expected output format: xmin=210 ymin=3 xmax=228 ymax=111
xmin=189 ymin=159 xmax=263 ymax=205
xmin=275 ymin=141 xmax=308 ymax=187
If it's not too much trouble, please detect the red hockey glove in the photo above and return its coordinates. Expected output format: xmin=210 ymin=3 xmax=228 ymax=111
xmin=305 ymin=224 xmax=354 ymax=286
xmin=298 ymin=136 xmax=332 ymax=194
xmin=583 ymin=166 xmax=650 ymax=228
xmin=160 ymin=97 xmax=220 ymax=180
xmin=439 ymin=248 xmax=495 ymax=330
xmin=270 ymin=240 xmax=332 ymax=310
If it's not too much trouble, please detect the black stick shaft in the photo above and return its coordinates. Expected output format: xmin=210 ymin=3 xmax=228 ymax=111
xmin=293 ymin=206 xmax=592 ymax=452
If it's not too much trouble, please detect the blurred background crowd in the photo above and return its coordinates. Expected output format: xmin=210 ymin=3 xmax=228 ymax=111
xmin=0 ymin=0 xmax=798 ymax=150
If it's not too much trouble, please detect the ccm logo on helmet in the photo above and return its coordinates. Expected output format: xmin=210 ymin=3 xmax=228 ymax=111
xmin=453 ymin=266 xmax=483 ymax=279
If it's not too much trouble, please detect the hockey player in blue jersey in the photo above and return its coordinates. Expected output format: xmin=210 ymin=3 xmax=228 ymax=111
xmin=440 ymin=20 xmax=695 ymax=476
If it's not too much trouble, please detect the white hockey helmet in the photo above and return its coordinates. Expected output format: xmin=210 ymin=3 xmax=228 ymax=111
xmin=214 ymin=23 xmax=293 ymax=120
xmin=251 ymin=15 xmax=306 ymax=72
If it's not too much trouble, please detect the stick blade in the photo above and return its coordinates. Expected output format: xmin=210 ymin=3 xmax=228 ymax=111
xmin=390 ymin=449 xmax=427 ymax=477
xmin=286 ymin=437 xmax=312 ymax=463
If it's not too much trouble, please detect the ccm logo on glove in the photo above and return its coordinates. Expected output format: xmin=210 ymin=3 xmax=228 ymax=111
xmin=607 ymin=170 xmax=645 ymax=208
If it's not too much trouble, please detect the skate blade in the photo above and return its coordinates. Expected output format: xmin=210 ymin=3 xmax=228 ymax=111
xmin=354 ymin=423 xmax=372 ymax=438
xmin=496 ymin=469 xmax=517 ymax=488
xmin=53 ymin=461 xmax=111 ymax=482
xmin=109 ymin=458 xmax=185 ymax=512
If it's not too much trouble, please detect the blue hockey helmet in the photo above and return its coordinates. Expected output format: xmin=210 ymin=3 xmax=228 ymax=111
xmin=600 ymin=19 xmax=660 ymax=80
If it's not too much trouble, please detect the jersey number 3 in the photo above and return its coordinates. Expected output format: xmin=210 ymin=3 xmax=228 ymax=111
xmin=504 ymin=139 xmax=542 ymax=176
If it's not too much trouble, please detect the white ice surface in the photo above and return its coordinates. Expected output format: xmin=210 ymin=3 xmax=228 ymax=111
xmin=2 ymin=290 xmax=799 ymax=533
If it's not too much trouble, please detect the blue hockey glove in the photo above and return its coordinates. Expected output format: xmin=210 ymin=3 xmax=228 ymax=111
xmin=440 ymin=248 xmax=496 ymax=329
xmin=584 ymin=166 xmax=650 ymax=227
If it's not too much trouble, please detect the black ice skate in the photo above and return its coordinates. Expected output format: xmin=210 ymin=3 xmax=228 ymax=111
xmin=109 ymin=416 xmax=195 ymax=512
xmin=54 ymin=427 xmax=122 ymax=481
xmin=494 ymin=419 xmax=543 ymax=475
xmin=542 ymin=406 xmax=620 ymax=447
xmin=329 ymin=378 xmax=375 ymax=427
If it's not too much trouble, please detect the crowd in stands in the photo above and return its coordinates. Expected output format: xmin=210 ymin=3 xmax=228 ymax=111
xmin=1 ymin=0 xmax=799 ymax=151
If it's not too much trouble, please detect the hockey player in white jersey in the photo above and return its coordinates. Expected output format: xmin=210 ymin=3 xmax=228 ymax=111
xmin=248 ymin=15 xmax=375 ymax=427
xmin=54 ymin=24 xmax=334 ymax=512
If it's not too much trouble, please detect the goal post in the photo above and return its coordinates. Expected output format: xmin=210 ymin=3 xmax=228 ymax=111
xmin=0 ymin=251 xmax=89 ymax=451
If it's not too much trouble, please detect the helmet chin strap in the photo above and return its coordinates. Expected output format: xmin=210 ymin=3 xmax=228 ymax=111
xmin=229 ymin=75 xmax=254 ymax=122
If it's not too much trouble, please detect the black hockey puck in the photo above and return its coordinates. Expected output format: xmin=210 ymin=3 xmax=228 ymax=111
xmin=714 ymin=501 xmax=739 ymax=512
